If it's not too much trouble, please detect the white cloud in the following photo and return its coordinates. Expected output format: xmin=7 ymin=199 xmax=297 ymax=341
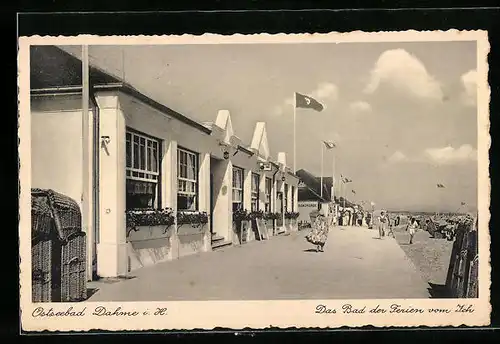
xmin=272 ymin=82 xmax=338 ymax=116
xmin=364 ymin=49 xmax=443 ymax=100
xmin=461 ymin=69 xmax=477 ymax=106
xmin=312 ymin=82 xmax=338 ymax=101
xmin=424 ymin=144 xmax=477 ymax=164
xmin=349 ymin=101 xmax=372 ymax=113
xmin=388 ymin=151 xmax=408 ymax=163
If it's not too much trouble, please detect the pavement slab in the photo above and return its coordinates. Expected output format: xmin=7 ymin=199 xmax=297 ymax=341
xmin=88 ymin=226 xmax=430 ymax=301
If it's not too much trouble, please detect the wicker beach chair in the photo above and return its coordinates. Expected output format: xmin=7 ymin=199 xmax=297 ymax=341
xmin=48 ymin=190 xmax=87 ymax=302
xmin=31 ymin=189 xmax=87 ymax=302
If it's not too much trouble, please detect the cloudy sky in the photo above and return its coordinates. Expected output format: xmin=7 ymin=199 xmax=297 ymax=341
xmin=61 ymin=41 xmax=478 ymax=212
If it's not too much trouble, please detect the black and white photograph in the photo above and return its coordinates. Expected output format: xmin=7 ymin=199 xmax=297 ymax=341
xmin=19 ymin=31 xmax=490 ymax=330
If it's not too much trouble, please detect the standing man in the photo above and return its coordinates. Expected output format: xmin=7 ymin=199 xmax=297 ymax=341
xmin=377 ymin=210 xmax=388 ymax=239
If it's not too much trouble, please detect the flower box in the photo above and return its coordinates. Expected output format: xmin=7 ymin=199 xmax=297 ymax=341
xmin=263 ymin=213 xmax=280 ymax=236
xmin=176 ymin=211 xmax=210 ymax=257
xmin=125 ymin=208 xmax=176 ymax=270
xmin=126 ymin=208 xmax=175 ymax=235
xmin=127 ymin=225 xmax=174 ymax=270
xmin=285 ymin=218 xmax=298 ymax=232
xmin=284 ymin=212 xmax=300 ymax=232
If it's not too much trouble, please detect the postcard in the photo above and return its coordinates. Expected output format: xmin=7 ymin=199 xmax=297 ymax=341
xmin=18 ymin=30 xmax=490 ymax=331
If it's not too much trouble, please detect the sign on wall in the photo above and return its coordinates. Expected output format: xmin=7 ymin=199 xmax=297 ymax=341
xmin=258 ymin=162 xmax=272 ymax=171
xmin=298 ymin=201 xmax=318 ymax=222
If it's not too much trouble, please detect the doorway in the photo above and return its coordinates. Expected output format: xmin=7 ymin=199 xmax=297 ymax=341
xmin=276 ymin=191 xmax=283 ymax=227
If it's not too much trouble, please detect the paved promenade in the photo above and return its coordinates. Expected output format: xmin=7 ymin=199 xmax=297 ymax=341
xmin=88 ymin=226 xmax=430 ymax=301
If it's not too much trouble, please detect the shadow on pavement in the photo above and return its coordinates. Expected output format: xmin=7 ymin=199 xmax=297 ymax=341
xmin=303 ymin=249 xmax=319 ymax=253
xmin=86 ymin=288 xmax=99 ymax=299
xmin=427 ymin=282 xmax=451 ymax=298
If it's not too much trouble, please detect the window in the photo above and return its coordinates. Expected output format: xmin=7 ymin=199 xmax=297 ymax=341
xmin=251 ymin=173 xmax=260 ymax=211
xmin=291 ymin=185 xmax=295 ymax=212
xmin=284 ymin=183 xmax=289 ymax=213
xmin=265 ymin=177 xmax=272 ymax=212
xmin=125 ymin=130 xmax=161 ymax=210
xmin=232 ymin=167 xmax=244 ymax=212
xmin=177 ymin=147 xmax=199 ymax=211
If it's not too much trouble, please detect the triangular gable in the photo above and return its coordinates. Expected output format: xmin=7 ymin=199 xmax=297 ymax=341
xmin=250 ymin=122 xmax=270 ymax=160
xmin=214 ymin=110 xmax=234 ymax=144
xmin=277 ymin=152 xmax=287 ymax=168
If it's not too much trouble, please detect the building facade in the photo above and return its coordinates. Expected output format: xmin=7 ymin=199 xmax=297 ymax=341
xmin=30 ymin=46 xmax=299 ymax=279
xmin=296 ymin=169 xmax=338 ymax=224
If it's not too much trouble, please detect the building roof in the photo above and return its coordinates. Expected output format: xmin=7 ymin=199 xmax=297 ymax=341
xmin=30 ymin=45 xmax=120 ymax=89
xmin=30 ymin=45 xmax=211 ymax=135
xmin=30 ymin=46 xmax=301 ymax=179
xmin=296 ymin=169 xmax=330 ymax=203
xmin=295 ymin=169 xmax=358 ymax=207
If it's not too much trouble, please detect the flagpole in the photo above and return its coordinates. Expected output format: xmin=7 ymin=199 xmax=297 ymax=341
xmin=320 ymin=141 xmax=324 ymax=198
xmin=293 ymin=92 xmax=297 ymax=174
xmin=81 ymin=45 xmax=91 ymax=279
xmin=342 ymin=180 xmax=345 ymax=209
xmin=332 ymin=150 xmax=335 ymax=201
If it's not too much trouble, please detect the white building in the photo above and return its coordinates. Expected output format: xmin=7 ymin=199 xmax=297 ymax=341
xmin=30 ymin=46 xmax=299 ymax=279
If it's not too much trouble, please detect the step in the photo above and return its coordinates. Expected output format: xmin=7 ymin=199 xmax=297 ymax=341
xmin=211 ymin=234 xmax=225 ymax=243
xmin=212 ymin=240 xmax=232 ymax=250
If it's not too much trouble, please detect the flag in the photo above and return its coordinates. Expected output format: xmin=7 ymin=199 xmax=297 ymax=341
xmin=461 ymin=202 xmax=466 ymax=206
xmin=295 ymin=92 xmax=324 ymax=112
xmin=323 ymin=140 xmax=336 ymax=149
xmin=437 ymin=183 xmax=445 ymax=188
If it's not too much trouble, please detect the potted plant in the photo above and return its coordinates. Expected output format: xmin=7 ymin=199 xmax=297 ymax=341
xmin=125 ymin=207 xmax=175 ymax=238
xmin=176 ymin=210 xmax=210 ymax=256
xmin=177 ymin=210 xmax=209 ymax=231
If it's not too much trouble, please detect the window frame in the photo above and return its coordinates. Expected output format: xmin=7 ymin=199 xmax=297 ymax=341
xmin=125 ymin=127 xmax=163 ymax=210
xmin=232 ymin=166 xmax=244 ymax=211
xmin=251 ymin=172 xmax=260 ymax=212
xmin=284 ymin=183 xmax=289 ymax=213
xmin=177 ymin=146 xmax=199 ymax=211
xmin=125 ymin=128 xmax=162 ymax=210
xmin=265 ymin=177 xmax=272 ymax=212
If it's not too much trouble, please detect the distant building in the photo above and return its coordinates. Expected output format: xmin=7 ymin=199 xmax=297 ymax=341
xmin=295 ymin=169 xmax=336 ymax=224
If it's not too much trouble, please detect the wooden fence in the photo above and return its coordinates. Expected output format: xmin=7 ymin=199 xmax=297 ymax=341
xmin=445 ymin=215 xmax=478 ymax=298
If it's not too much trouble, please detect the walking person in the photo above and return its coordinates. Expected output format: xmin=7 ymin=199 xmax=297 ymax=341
xmin=387 ymin=216 xmax=396 ymax=238
xmin=407 ymin=217 xmax=418 ymax=244
xmin=306 ymin=211 xmax=329 ymax=252
xmin=377 ymin=210 xmax=389 ymax=239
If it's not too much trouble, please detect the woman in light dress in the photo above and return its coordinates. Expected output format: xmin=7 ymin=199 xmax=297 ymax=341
xmin=306 ymin=211 xmax=329 ymax=252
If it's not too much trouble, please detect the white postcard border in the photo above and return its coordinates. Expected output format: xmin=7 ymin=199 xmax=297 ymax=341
xmin=18 ymin=30 xmax=491 ymax=331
